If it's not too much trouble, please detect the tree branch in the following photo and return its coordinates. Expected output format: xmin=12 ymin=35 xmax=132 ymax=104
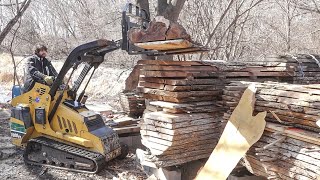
xmin=0 ymin=0 xmax=31 ymax=45
xmin=0 ymin=1 xmax=23 ymax=7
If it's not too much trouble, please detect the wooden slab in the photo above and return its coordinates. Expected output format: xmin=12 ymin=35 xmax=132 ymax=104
xmin=140 ymin=127 xmax=223 ymax=141
xmin=140 ymin=77 xmax=225 ymax=86
xmin=137 ymin=87 xmax=221 ymax=98
xmin=265 ymin=122 xmax=320 ymax=146
xmin=143 ymin=117 xmax=221 ymax=129
xmin=196 ymin=84 xmax=267 ymax=180
xmin=140 ymin=122 xmax=220 ymax=135
xmin=142 ymin=65 xmax=218 ymax=71
xmin=114 ymin=125 xmax=140 ymax=134
xmin=134 ymin=39 xmax=193 ymax=50
xmin=143 ymin=111 xmax=216 ymax=123
xmin=143 ymin=93 xmax=219 ymax=103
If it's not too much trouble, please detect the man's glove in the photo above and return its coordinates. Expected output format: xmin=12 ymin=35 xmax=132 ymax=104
xmin=44 ymin=76 xmax=55 ymax=85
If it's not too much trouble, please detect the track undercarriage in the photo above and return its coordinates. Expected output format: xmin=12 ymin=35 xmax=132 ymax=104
xmin=24 ymin=137 xmax=121 ymax=173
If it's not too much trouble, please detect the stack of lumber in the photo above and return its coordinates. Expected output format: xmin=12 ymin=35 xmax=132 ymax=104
xmin=223 ymin=81 xmax=320 ymax=132
xmin=137 ymin=55 xmax=320 ymax=167
xmin=223 ymin=81 xmax=320 ymax=179
xmin=107 ymin=116 xmax=141 ymax=135
xmin=138 ymin=60 xmax=224 ymax=167
xmin=243 ymin=123 xmax=320 ymax=179
xmin=138 ymin=55 xmax=320 ymax=92
xmin=137 ymin=60 xmax=224 ymax=104
xmin=140 ymin=112 xmax=223 ymax=167
xmin=119 ymin=92 xmax=145 ymax=118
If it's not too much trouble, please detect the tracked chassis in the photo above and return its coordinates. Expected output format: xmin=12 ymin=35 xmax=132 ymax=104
xmin=23 ymin=137 xmax=121 ymax=173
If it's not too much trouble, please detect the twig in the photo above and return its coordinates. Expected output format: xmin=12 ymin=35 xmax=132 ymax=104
xmin=269 ymin=110 xmax=283 ymax=124
xmin=255 ymin=137 xmax=286 ymax=151
xmin=304 ymin=149 xmax=320 ymax=153
xmin=308 ymin=54 xmax=320 ymax=68
xmin=9 ymin=17 xmax=23 ymax=94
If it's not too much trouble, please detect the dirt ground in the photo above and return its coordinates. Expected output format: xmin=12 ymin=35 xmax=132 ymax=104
xmin=0 ymin=108 xmax=147 ymax=180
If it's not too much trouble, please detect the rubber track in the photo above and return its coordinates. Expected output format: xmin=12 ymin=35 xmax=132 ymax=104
xmin=24 ymin=137 xmax=106 ymax=173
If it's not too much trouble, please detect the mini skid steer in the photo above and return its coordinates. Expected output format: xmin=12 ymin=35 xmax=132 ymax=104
xmin=9 ymin=3 xmax=208 ymax=173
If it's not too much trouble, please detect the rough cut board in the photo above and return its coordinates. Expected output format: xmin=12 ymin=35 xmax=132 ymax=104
xmin=134 ymin=39 xmax=193 ymax=50
xmin=196 ymin=84 xmax=266 ymax=180
xmin=265 ymin=122 xmax=320 ymax=146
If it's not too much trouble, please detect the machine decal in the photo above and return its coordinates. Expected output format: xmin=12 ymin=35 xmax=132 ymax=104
xmin=35 ymin=97 xmax=40 ymax=103
xmin=10 ymin=122 xmax=26 ymax=138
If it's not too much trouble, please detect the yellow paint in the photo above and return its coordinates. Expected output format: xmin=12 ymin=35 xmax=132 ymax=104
xmin=11 ymin=83 xmax=108 ymax=155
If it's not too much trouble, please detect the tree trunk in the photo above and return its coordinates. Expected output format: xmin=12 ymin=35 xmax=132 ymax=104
xmin=122 ymin=0 xmax=153 ymax=93
xmin=157 ymin=0 xmax=186 ymax=60
xmin=136 ymin=0 xmax=155 ymax=60
xmin=157 ymin=0 xmax=186 ymax=22
xmin=126 ymin=0 xmax=187 ymax=91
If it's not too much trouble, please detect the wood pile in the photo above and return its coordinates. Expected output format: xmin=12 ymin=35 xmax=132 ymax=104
xmin=119 ymin=92 xmax=145 ymax=118
xmin=223 ymin=81 xmax=320 ymax=179
xmin=140 ymin=112 xmax=223 ymax=167
xmin=107 ymin=116 xmax=141 ymax=135
xmin=243 ymin=123 xmax=320 ymax=180
xmin=137 ymin=60 xmax=225 ymax=167
xmin=137 ymin=55 xmax=320 ymax=167
xmin=223 ymin=81 xmax=320 ymax=132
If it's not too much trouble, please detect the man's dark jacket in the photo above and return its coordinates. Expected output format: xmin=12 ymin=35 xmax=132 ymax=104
xmin=23 ymin=55 xmax=58 ymax=93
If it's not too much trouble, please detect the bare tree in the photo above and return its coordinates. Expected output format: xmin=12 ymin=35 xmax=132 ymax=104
xmin=0 ymin=0 xmax=31 ymax=45
xmin=157 ymin=0 xmax=186 ymax=22
xmin=180 ymin=0 xmax=265 ymax=61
